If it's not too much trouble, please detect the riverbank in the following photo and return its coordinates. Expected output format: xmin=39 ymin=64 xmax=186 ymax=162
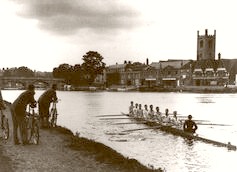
xmin=0 ymin=102 xmax=163 ymax=172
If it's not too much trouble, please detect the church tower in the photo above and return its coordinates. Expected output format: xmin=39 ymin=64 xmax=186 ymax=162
xmin=197 ymin=29 xmax=216 ymax=61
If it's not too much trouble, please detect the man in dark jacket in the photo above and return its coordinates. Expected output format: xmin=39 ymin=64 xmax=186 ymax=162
xmin=38 ymin=84 xmax=58 ymax=128
xmin=11 ymin=84 xmax=36 ymax=145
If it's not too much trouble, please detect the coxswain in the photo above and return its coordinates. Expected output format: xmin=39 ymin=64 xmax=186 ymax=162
xmin=183 ymin=115 xmax=198 ymax=133
xmin=143 ymin=104 xmax=149 ymax=119
xmin=162 ymin=108 xmax=171 ymax=124
xmin=155 ymin=106 xmax=162 ymax=122
xmin=128 ymin=101 xmax=134 ymax=116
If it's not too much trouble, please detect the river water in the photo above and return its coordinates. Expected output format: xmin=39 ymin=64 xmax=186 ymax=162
xmin=2 ymin=90 xmax=237 ymax=172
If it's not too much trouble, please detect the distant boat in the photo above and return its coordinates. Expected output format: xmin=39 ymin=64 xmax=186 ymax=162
xmin=89 ymin=86 xmax=97 ymax=91
xmin=3 ymin=87 xmax=24 ymax=90
xmin=117 ymin=88 xmax=127 ymax=92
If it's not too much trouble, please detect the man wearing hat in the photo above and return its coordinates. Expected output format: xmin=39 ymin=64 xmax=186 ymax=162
xmin=183 ymin=115 xmax=198 ymax=133
xmin=38 ymin=84 xmax=58 ymax=128
xmin=11 ymin=84 xmax=36 ymax=145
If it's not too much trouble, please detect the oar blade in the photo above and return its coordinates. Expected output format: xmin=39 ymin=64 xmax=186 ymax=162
xmin=99 ymin=117 xmax=130 ymax=120
xmin=122 ymin=126 xmax=162 ymax=132
xmin=95 ymin=114 xmax=128 ymax=117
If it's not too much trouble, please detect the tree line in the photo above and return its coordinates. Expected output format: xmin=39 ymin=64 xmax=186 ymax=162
xmin=53 ymin=51 xmax=106 ymax=86
xmin=2 ymin=66 xmax=35 ymax=77
xmin=1 ymin=51 xmax=106 ymax=87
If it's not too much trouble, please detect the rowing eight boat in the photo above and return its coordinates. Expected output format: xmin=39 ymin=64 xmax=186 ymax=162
xmin=121 ymin=112 xmax=236 ymax=151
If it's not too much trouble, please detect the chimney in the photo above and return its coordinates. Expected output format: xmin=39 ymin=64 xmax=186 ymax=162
xmin=205 ymin=29 xmax=208 ymax=36
xmin=218 ymin=53 xmax=221 ymax=60
xmin=124 ymin=60 xmax=127 ymax=64
xmin=146 ymin=58 xmax=149 ymax=65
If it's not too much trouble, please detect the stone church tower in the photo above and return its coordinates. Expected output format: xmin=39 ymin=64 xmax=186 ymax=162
xmin=197 ymin=29 xmax=216 ymax=61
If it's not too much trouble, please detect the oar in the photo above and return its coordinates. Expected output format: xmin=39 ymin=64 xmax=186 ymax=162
xmin=196 ymin=123 xmax=231 ymax=126
xmin=122 ymin=126 xmax=162 ymax=132
xmin=95 ymin=114 xmax=128 ymax=117
xmin=112 ymin=121 xmax=148 ymax=125
xmin=99 ymin=117 xmax=130 ymax=120
xmin=180 ymin=119 xmax=210 ymax=122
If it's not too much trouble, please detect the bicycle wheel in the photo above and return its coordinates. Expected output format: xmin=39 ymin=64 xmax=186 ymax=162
xmin=2 ymin=118 xmax=9 ymax=140
xmin=22 ymin=118 xmax=29 ymax=144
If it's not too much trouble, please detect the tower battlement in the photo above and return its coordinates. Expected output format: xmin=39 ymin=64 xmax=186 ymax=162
xmin=197 ymin=29 xmax=216 ymax=61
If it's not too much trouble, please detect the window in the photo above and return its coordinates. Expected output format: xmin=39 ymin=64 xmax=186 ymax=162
xmin=209 ymin=40 xmax=212 ymax=48
xmin=200 ymin=40 xmax=203 ymax=48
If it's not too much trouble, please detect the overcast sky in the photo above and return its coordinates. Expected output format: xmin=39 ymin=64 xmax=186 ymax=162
xmin=1 ymin=0 xmax=237 ymax=71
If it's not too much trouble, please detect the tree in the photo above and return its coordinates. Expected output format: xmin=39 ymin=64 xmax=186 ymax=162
xmin=81 ymin=51 xmax=106 ymax=85
xmin=3 ymin=66 xmax=34 ymax=77
xmin=17 ymin=66 xmax=34 ymax=77
xmin=53 ymin=63 xmax=73 ymax=84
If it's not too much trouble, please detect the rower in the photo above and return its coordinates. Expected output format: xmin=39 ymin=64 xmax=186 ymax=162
xmin=128 ymin=101 xmax=134 ymax=116
xmin=155 ymin=106 xmax=162 ymax=122
xmin=143 ymin=104 xmax=149 ymax=119
xmin=148 ymin=105 xmax=155 ymax=120
xmin=133 ymin=103 xmax=139 ymax=117
xmin=137 ymin=104 xmax=143 ymax=118
xmin=183 ymin=115 xmax=198 ymax=133
xmin=162 ymin=108 xmax=171 ymax=124
xmin=171 ymin=111 xmax=182 ymax=127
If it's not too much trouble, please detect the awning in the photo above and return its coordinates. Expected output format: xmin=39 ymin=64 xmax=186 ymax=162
xmin=145 ymin=78 xmax=156 ymax=81
xmin=217 ymin=68 xmax=226 ymax=71
xmin=162 ymin=78 xmax=176 ymax=80
xmin=194 ymin=68 xmax=202 ymax=72
xmin=205 ymin=68 xmax=214 ymax=71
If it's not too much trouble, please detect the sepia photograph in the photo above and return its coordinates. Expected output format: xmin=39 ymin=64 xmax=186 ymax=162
xmin=0 ymin=0 xmax=237 ymax=171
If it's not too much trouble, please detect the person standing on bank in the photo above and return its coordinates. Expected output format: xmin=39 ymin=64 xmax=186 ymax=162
xmin=11 ymin=84 xmax=36 ymax=145
xmin=183 ymin=115 xmax=198 ymax=133
xmin=38 ymin=84 xmax=58 ymax=128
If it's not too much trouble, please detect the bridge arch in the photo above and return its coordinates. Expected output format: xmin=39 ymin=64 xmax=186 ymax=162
xmin=0 ymin=77 xmax=65 ymax=90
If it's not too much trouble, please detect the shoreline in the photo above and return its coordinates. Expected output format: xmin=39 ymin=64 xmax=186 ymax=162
xmin=56 ymin=126 xmax=163 ymax=172
xmin=0 ymin=101 xmax=163 ymax=172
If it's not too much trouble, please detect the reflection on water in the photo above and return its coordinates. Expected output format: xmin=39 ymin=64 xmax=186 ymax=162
xmin=2 ymin=90 xmax=237 ymax=172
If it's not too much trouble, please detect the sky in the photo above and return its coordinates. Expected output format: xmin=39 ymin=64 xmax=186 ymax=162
xmin=1 ymin=0 xmax=237 ymax=72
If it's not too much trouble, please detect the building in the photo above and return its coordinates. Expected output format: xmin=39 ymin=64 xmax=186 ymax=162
xmin=150 ymin=60 xmax=191 ymax=88
xmin=192 ymin=29 xmax=229 ymax=86
xmin=104 ymin=29 xmax=234 ymax=89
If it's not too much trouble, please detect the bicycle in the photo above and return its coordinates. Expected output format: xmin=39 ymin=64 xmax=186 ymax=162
xmin=24 ymin=106 xmax=40 ymax=144
xmin=0 ymin=109 xmax=9 ymax=140
xmin=49 ymin=101 xmax=58 ymax=128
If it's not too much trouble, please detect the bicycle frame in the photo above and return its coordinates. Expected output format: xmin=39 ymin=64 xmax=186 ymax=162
xmin=49 ymin=102 xmax=58 ymax=128
xmin=26 ymin=106 xmax=40 ymax=144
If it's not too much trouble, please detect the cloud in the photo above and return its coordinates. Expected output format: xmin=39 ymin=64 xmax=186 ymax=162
xmin=12 ymin=0 xmax=141 ymax=35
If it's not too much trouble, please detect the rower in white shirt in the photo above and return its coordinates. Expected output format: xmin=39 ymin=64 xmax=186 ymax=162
xmin=155 ymin=106 xmax=162 ymax=123
xmin=133 ymin=103 xmax=139 ymax=117
xmin=148 ymin=104 xmax=155 ymax=120
xmin=137 ymin=104 xmax=143 ymax=118
xmin=143 ymin=104 xmax=149 ymax=119
xmin=162 ymin=108 xmax=171 ymax=124
xmin=128 ymin=101 xmax=134 ymax=116
xmin=170 ymin=111 xmax=182 ymax=127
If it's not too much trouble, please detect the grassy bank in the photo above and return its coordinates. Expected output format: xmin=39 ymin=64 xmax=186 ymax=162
xmin=55 ymin=126 xmax=163 ymax=172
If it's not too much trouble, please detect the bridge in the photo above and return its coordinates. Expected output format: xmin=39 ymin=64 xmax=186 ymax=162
xmin=0 ymin=76 xmax=65 ymax=89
